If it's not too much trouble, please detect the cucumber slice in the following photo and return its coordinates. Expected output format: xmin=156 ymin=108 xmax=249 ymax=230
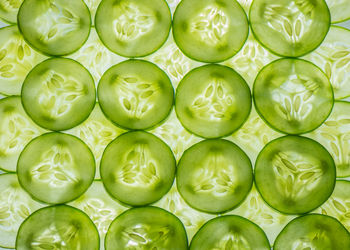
xmin=95 ymin=0 xmax=171 ymax=57
xmin=0 ymin=173 xmax=42 ymax=249
xmin=304 ymin=26 xmax=350 ymax=100
xmin=237 ymin=0 xmax=253 ymax=13
xmin=84 ymin=0 xmax=101 ymax=26
xmin=173 ymin=0 xmax=249 ymax=63
xmin=307 ymin=101 xmax=350 ymax=177
xmin=98 ymin=59 xmax=174 ymax=130
xmin=255 ymin=135 xmax=336 ymax=214
xmin=100 ymin=131 xmax=176 ymax=206
xmin=253 ymin=58 xmax=334 ymax=135
xmin=0 ymin=0 xmax=22 ymax=24
xmin=0 ymin=25 xmax=46 ymax=96
xmin=326 ymin=0 xmax=350 ymax=23
xmin=70 ymin=181 xmax=128 ymax=249
xmin=18 ymin=0 xmax=91 ymax=56
xmin=21 ymin=57 xmax=96 ymax=131
xmin=105 ymin=206 xmax=188 ymax=250
xmin=250 ymin=0 xmax=330 ymax=57
xmin=175 ymin=64 xmax=251 ymax=139
xmin=177 ymin=139 xmax=253 ymax=213
xmin=190 ymin=215 xmax=270 ymax=250
xmin=273 ymin=214 xmax=350 ymax=250
xmin=17 ymin=132 xmax=95 ymax=204
xmin=16 ymin=205 xmax=99 ymax=250
xmin=0 ymin=96 xmax=45 ymax=173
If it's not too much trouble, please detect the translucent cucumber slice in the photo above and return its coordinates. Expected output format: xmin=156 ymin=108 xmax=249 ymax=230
xmin=255 ymin=135 xmax=336 ymax=215
xmin=190 ymin=215 xmax=270 ymax=250
xmin=98 ymin=59 xmax=174 ymax=130
xmin=0 ymin=96 xmax=45 ymax=173
xmin=100 ymin=131 xmax=176 ymax=206
xmin=0 ymin=0 xmax=23 ymax=24
xmin=326 ymin=0 xmax=350 ymax=23
xmin=237 ymin=0 xmax=253 ymax=13
xmin=84 ymin=0 xmax=101 ymax=26
xmin=253 ymin=58 xmax=334 ymax=135
xmin=175 ymin=64 xmax=251 ymax=139
xmin=273 ymin=214 xmax=350 ymax=250
xmin=17 ymin=132 xmax=95 ymax=204
xmin=70 ymin=181 xmax=128 ymax=249
xmin=304 ymin=26 xmax=350 ymax=100
xmin=0 ymin=25 xmax=46 ymax=96
xmin=16 ymin=205 xmax=99 ymax=250
xmin=307 ymin=101 xmax=350 ymax=177
xmin=250 ymin=0 xmax=330 ymax=57
xmin=18 ymin=0 xmax=91 ymax=56
xmin=95 ymin=0 xmax=171 ymax=57
xmin=177 ymin=139 xmax=253 ymax=213
xmin=105 ymin=206 xmax=188 ymax=250
xmin=0 ymin=173 xmax=43 ymax=249
xmin=173 ymin=0 xmax=249 ymax=63
xmin=21 ymin=57 xmax=96 ymax=131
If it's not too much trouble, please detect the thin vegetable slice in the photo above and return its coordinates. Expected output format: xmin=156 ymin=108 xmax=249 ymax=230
xmin=326 ymin=0 xmax=350 ymax=23
xmin=0 ymin=0 xmax=23 ymax=24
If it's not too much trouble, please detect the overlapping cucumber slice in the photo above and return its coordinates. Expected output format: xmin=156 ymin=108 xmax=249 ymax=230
xmin=326 ymin=0 xmax=350 ymax=23
xmin=0 ymin=0 xmax=22 ymax=24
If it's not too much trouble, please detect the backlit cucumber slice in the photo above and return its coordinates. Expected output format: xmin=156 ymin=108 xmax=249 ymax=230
xmin=237 ymin=0 xmax=253 ymax=13
xmin=21 ymin=57 xmax=96 ymax=131
xmin=177 ymin=139 xmax=253 ymax=213
xmin=98 ymin=59 xmax=174 ymax=130
xmin=190 ymin=215 xmax=270 ymax=250
xmin=0 ymin=96 xmax=45 ymax=173
xmin=16 ymin=205 xmax=99 ymax=250
xmin=0 ymin=173 xmax=42 ymax=249
xmin=0 ymin=0 xmax=22 ymax=24
xmin=250 ymin=0 xmax=330 ymax=57
xmin=326 ymin=0 xmax=350 ymax=23
xmin=100 ymin=131 xmax=176 ymax=206
xmin=175 ymin=64 xmax=251 ymax=138
xmin=273 ymin=214 xmax=350 ymax=250
xmin=18 ymin=0 xmax=91 ymax=56
xmin=84 ymin=0 xmax=101 ymax=26
xmin=173 ymin=0 xmax=249 ymax=63
xmin=95 ymin=0 xmax=171 ymax=57
xmin=253 ymin=58 xmax=334 ymax=135
xmin=17 ymin=132 xmax=95 ymax=204
xmin=255 ymin=135 xmax=336 ymax=214
xmin=105 ymin=206 xmax=188 ymax=250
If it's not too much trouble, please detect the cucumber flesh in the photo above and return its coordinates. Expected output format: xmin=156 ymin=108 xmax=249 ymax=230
xmin=326 ymin=0 xmax=350 ymax=23
xmin=84 ymin=0 xmax=101 ymax=26
xmin=0 ymin=0 xmax=23 ymax=24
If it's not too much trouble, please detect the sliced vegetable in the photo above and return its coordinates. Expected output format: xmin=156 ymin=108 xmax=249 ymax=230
xmin=326 ymin=0 xmax=350 ymax=23
xmin=0 ymin=0 xmax=23 ymax=24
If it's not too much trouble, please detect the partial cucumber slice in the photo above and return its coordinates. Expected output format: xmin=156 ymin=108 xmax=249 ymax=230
xmin=273 ymin=214 xmax=350 ymax=250
xmin=250 ymin=0 xmax=330 ymax=57
xmin=0 ymin=25 xmax=45 ymax=96
xmin=175 ymin=64 xmax=251 ymax=138
xmin=326 ymin=0 xmax=350 ymax=23
xmin=0 ymin=173 xmax=42 ymax=249
xmin=0 ymin=96 xmax=45 ymax=172
xmin=177 ymin=139 xmax=253 ymax=213
xmin=98 ymin=59 xmax=174 ymax=130
xmin=304 ymin=26 xmax=350 ymax=100
xmin=0 ymin=0 xmax=22 ymax=24
xmin=17 ymin=132 xmax=95 ymax=204
xmin=253 ymin=58 xmax=334 ymax=134
xmin=166 ymin=0 xmax=181 ymax=14
xmin=190 ymin=215 xmax=270 ymax=250
xmin=95 ymin=0 xmax=171 ymax=57
xmin=21 ymin=57 xmax=96 ymax=131
xmin=18 ymin=0 xmax=91 ymax=56
xmin=105 ymin=206 xmax=188 ymax=250
xmin=237 ymin=0 xmax=253 ymax=13
xmin=84 ymin=0 xmax=101 ymax=26
xmin=173 ymin=0 xmax=249 ymax=63
xmin=255 ymin=135 xmax=336 ymax=214
xmin=16 ymin=205 xmax=99 ymax=250
xmin=100 ymin=131 xmax=176 ymax=206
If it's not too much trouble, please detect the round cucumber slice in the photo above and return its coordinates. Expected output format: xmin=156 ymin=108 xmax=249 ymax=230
xmin=273 ymin=214 xmax=350 ymax=250
xmin=253 ymin=58 xmax=334 ymax=135
xmin=250 ymin=0 xmax=330 ymax=57
xmin=173 ymin=0 xmax=249 ymax=63
xmin=0 ymin=96 xmax=45 ymax=173
xmin=17 ymin=0 xmax=91 ymax=56
xmin=0 ymin=0 xmax=23 ymax=24
xmin=21 ymin=57 xmax=96 ymax=131
xmin=95 ymin=0 xmax=171 ymax=57
xmin=0 ymin=173 xmax=42 ymax=249
xmin=190 ymin=215 xmax=270 ymax=250
xmin=255 ymin=135 xmax=336 ymax=214
xmin=98 ymin=59 xmax=174 ymax=130
xmin=105 ymin=206 xmax=188 ymax=250
xmin=177 ymin=139 xmax=253 ymax=213
xmin=100 ymin=131 xmax=176 ymax=206
xmin=326 ymin=0 xmax=350 ymax=23
xmin=175 ymin=64 xmax=251 ymax=139
xmin=16 ymin=205 xmax=99 ymax=250
xmin=17 ymin=132 xmax=95 ymax=204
